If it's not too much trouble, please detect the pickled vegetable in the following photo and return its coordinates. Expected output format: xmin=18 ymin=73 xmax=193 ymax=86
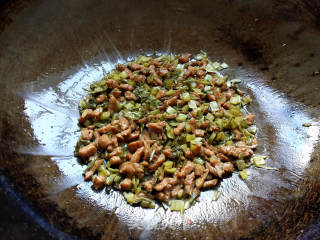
xmin=76 ymin=52 xmax=262 ymax=212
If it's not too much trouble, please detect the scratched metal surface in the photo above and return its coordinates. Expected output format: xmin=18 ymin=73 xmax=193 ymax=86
xmin=0 ymin=0 xmax=319 ymax=239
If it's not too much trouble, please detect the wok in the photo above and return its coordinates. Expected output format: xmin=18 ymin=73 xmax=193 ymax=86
xmin=0 ymin=0 xmax=319 ymax=239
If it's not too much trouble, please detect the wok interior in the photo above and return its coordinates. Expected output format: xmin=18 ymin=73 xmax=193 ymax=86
xmin=0 ymin=0 xmax=319 ymax=239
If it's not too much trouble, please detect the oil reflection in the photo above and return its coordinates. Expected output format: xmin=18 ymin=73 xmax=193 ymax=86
xmin=245 ymin=77 xmax=320 ymax=171
xmin=19 ymin=53 xmax=320 ymax=238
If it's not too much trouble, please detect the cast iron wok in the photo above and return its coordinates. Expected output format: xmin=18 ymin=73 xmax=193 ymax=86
xmin=0 ymin=0 xmax=319 ymax=239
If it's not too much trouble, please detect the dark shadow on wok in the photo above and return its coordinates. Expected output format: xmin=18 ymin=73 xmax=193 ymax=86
xmin=0 ymin=0 xmax=319 ymax=239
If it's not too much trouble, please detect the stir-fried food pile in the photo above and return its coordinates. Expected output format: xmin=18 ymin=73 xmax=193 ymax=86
xmin=75 ymin=52 xmax=258 ymax=211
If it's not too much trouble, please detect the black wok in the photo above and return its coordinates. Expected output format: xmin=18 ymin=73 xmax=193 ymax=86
xmin=0 ymin=0 xmax=319 ymax=239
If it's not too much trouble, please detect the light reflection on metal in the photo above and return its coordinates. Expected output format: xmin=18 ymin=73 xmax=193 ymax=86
xmin=16 ymin=50 xmax=320 ymax=238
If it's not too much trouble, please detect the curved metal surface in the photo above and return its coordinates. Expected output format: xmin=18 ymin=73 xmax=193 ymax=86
xmin=0 ymin=0 xmax=319 ymax=239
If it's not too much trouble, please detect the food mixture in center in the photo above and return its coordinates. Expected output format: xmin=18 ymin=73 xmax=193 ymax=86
xmin=75 ymin=52 xmax=257 ymax=212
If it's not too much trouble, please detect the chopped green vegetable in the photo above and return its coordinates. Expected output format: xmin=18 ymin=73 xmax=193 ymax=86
xmin=181 ymin=92 xmax=191 ymax=102
xmin=208 ymin=132 xmax=217 ymax=143
xmin=230 ymin=78 xmax=242 ymax=83
xmin=164 ymin=161 xmax=174 ymax=169
xmin=220 ymin=62 xmax=229 ymax=69
xmin=166 ymin=124 xmax=175 ymax=139
xmin=247 ymin=125 xmax=257 ymax=134
xmin=242 ymin=95 xmax=251 ymax=105
xmin=76 ymin=52 xmax=258 ymax=210
xmin=166 ymin=106 xmax=176 ymax=115
xmin=190 ymin=137 xmax=202 ymax=145
xmin=164 ymin=79 xmax=174 ymax=89
xmin=236 ymin=160 xmax=247 ymax=171
xmin=186 ymin=134 xmax=195 ymax=142
xmin=124 ymin=192 xmax=135 ymax=203
xmin=136 ymin=55 xmax=152 ymax=64
xmin=213 ymin=191 xmax=220 ymax=201
xmin=165 ymin=168 xmax=177 ymax=174
xmin=106 ymin=174 xmax=116 ymax=185
xmin=177 ymin=189 xmax=184 ymax=199
xmin=100 ymin=111 xmax=110 ymax=121
xmin=180 ymin=144 xmax=189 ymax=153
xmin=188 ymin=100 xmax=198 ymax=109
xmin=119 ymin=71 xmax=128 ymax=79
xmin=184 ymin=193 xmax=198 ymax=210
xmin=205 ymin=74 xmax=213 ymax=81
xmin=252 ymin=155 xmax=267 ymax=167
xmin=150 ymin=109 xmax=160 ymax=115
xmin=230 ymin=95 xmax=241 ymax=105
xmin=98 ymin=165 xmax=109 ymax=177
xmin=176 ymin=113 xmax=188 ymax=122
xmin=205 ymin=62 xmax=219 ymax=72
xmin=209 ymin=101 xmax=219 ymax=111
xmin=215 ymin=132 xmax=226 ymax=141
xmin=195 ymin=50 xmax=207 ymax=60
xmin=239 ymin=169 xmax=248 ymax=180
xmin=170 ymin=200 xmax=185 ymax=214
xmin=194 ymin=157 xmax=204 ymax=165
